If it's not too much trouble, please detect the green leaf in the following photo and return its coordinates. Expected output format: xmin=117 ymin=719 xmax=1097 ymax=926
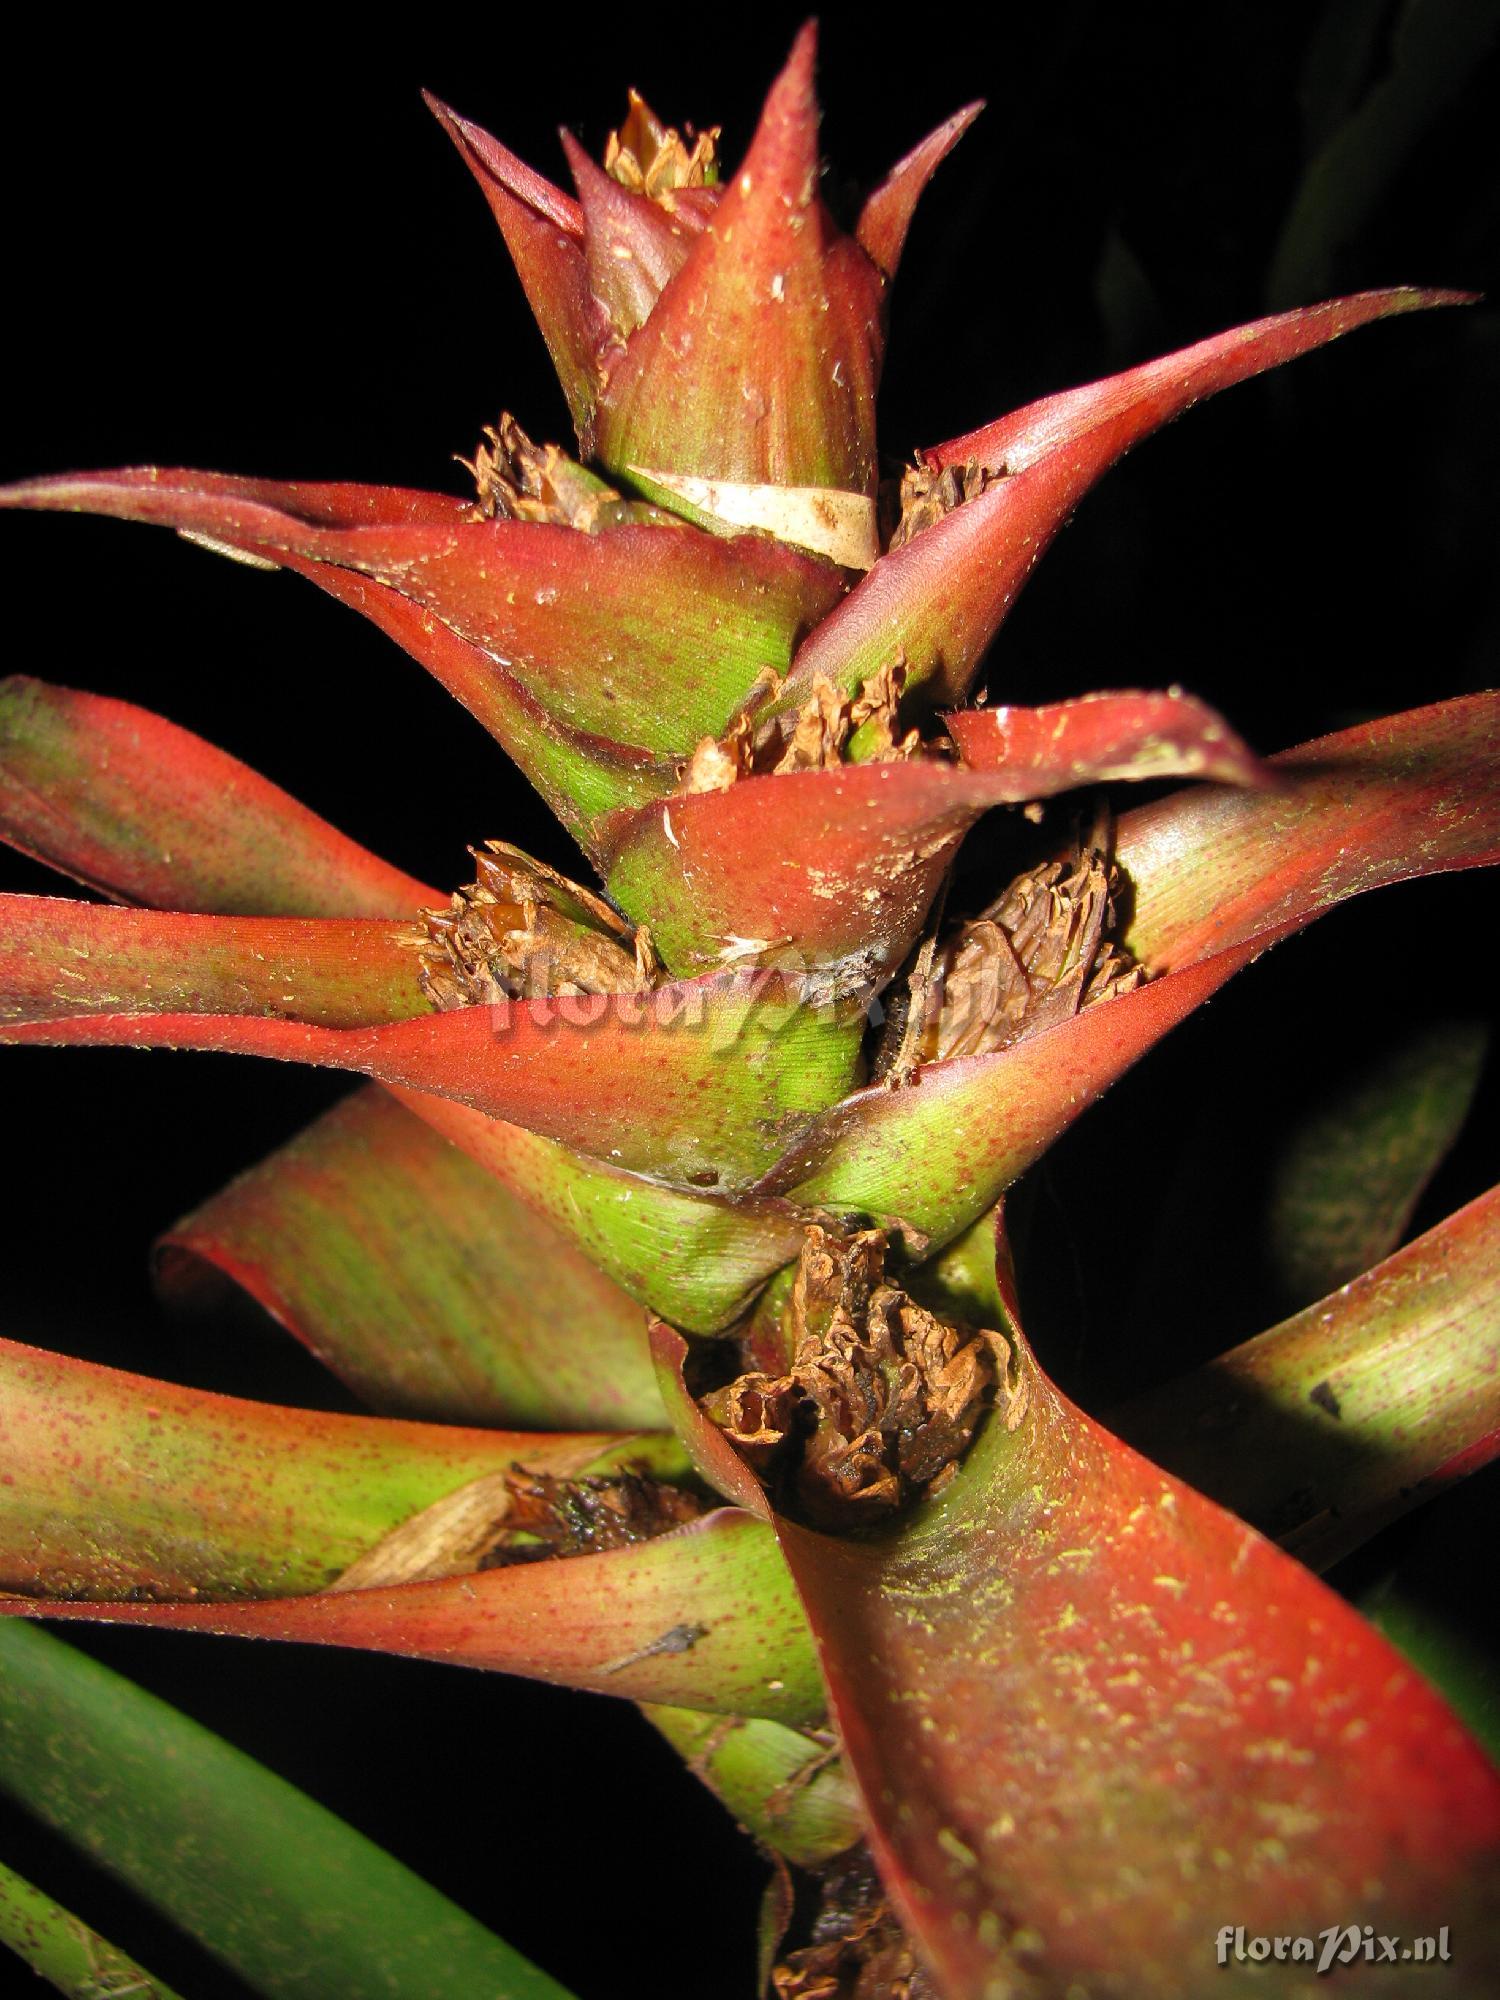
xmin=0 ymin=1621 xmax=575 ymax=2000
xmin=641 ymin=1707 xmax=863 ymax=1867
xmin=159 ymin=1085 xmax=666 ymax=1427
xmin=0 ymin=1858 xmax=184 ymax=1999
xmin=1263 ymin=1016 xmax=1487 ymax=1311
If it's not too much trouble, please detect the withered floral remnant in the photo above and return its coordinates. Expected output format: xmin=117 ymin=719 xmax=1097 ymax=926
xmin=885 ymin=457 xmax=1002 ymax=551
xmin=919 ymin=844 xmax=1142 ymax=1063
xmin=417 ymin=840 xmax=656 ymax=1009
xmin=772 ymin=1845 xmax=942 ymax=2000
xmin=605 ymin=90 xmax=721 ymax=202
xmin=702 ymin=1228 xmax=1009 ymax=1531
xmin=480 ymin=1469 xmax=705 ymax=1565
xmin=463 ymin=412 xmax=658 ymax=532
xmin=332 ymin=1468 xmax=703 ymax=1591
xmin=678 ymin=666 xmax=920 ymax=795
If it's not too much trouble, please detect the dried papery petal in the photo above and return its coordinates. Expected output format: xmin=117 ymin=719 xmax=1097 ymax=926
xmin=464 ymin=412 xmax=648 ymax=530
xmin=605 ymin=92 xmax=721 ymax=203
xmin=917 ymin=846 xmax=1143 ymax=1064
xmin=702 ymin=1228 xmax=1012 ymax=1531
xmin=417 ymin=840 xmax=650 ymax=1011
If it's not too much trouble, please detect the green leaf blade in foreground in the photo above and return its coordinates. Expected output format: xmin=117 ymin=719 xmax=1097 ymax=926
xmin=0 ymin=1620 xmax=576 ymax=2000
xmin=0 ymin=1857 xmax=185 ymax=2000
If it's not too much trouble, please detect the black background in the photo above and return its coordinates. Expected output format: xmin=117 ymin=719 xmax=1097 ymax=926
xmin=2 ymin=6 xmax=1498 ymax=1996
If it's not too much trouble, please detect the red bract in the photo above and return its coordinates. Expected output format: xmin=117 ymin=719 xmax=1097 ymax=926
xmin=1 ymin=24 xmax=1496 ymax=2000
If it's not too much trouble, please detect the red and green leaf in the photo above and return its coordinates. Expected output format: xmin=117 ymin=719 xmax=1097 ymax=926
xmin=594 ymin=26 xmax=886 ymax=497
xmin=772 ymin=1216 xmax=1500 ymax=1998
xmin=425 ymin=92 xmax=606 ymax=441
xmin=391 ymin=1088 xmax=807 ymax=1336
xmin=0 ymin=969 xmax=864 ymax=1189
xmin=0 ymin=470 xmax=845 ymax=793
xmin=3 ymin=1509 xmax=821 ymax=1724
xmin=159 ymin=1085 xmax=665 ymax=1428
xmin=1113 ymin=1183 xmax=1500 ymax=1574
xmin=786 ymin=287 xmax=1467 ymax=710
xmin=642 ymin=1706 xmax=864 ymax=1868
xmin=0 ymin=1332 xmax=671 ymax=1599
xmin=763 ymin=695 xmax=1500 ymax=1247
xmin=0 ymin=676 xmax=432 ymax=916
xmin=0 ymin=897 xmax=428 ymax=1027
xmin=1117 ymin=693 xmax=1500 ymax=970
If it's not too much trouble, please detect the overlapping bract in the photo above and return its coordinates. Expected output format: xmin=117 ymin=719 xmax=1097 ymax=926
xmin=2 ymin=24 xmax=1498 ymax=2000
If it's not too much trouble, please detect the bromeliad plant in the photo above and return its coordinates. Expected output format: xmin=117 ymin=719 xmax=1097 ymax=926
xmin=2 ymin=23 xmax=1499 ymax=1998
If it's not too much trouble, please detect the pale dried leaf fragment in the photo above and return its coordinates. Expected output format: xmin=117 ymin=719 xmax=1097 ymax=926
xmin=462 ymin=413 xmax=675 ymax=530
xmin=330 ymin=1468 xmax=703 ymax=1590
xmin=703 ymin=1228 xmax=1012 ymax=1532
xmin=674 ymin=667 xmax=917 ymax=797
xmin=329 ymin=1474 xmax=519 ymax=1591
xmin=416 ymin=839 xmax=653 ymax=1009
xmin=628 ymin=466 xmax=880 ymax=569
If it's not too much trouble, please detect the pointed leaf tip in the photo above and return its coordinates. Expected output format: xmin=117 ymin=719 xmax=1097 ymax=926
xmin=857 ymin=100 xmax=984 ymax=278
xmin=593 ymin=20 xmax=885 ymax=495
xmin=425 ymin=90 xmax=604 ymax=440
